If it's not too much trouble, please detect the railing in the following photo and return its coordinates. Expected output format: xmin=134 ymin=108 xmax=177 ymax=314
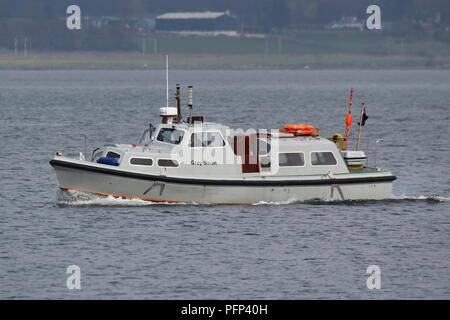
xmin=56 ymin=132 xmax=88 ymax=159
xmin=332 ymin=136 xmax=385 ymax=168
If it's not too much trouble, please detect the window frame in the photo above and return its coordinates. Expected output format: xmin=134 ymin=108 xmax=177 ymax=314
xmin=278 ymin=152 xmax=306 ymax=168
xmin=105 ymin=151 xmax=121 ymax=159
xmin=310 ymin=151 xmax=338 ymax=167
xmin=257 ymin=138 xmax=271 ymax=155
xmin=156 ymin=128 xmax=186 ymax=145
xmin=129 ymin=157 xmax=154 ymax=167
xmin=157 ymin=158 xmax=180 ymax=168
xmin=188 ymin=131 xmax=226 ymax=149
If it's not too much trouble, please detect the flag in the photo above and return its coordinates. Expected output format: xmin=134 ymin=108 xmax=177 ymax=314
xmin=358 ymin=108 xmax=368 ymax=126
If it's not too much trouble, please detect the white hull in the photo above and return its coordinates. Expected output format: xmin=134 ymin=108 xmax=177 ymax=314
xmin=51 ymin=158 xmax=395 ymax=204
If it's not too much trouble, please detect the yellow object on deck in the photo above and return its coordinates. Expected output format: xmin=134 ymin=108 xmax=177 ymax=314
xmin=328 ymin=133 xmax=345 ymax=151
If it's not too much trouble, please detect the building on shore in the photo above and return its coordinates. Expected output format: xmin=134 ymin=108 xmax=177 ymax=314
xmin=155 ymin=11 xmax=238 ymax=36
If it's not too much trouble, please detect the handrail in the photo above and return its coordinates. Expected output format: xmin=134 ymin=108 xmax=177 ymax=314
xmin=330 ymin=136 xmax=385 ymax=168
xmin=57 ymin=132 xmax=88 ymax=157
xmin=374 ymin=139 xmax=384 ymax=168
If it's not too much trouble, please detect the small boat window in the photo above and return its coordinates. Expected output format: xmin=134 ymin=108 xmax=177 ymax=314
xmin=260 ymin=156 xmax=271 ymax=169
xmin=190 ymin=132 xmax=225 ymax=148
xmin=106 ymin=151 xmax=121 ymax=159
xmin=157 ymin=128 xmax=185 ymax=145
xmin=158 ymin=159 xmax=179 ymax=167
xmin=130 ymin=158 xmax=153 ymax=166
xmin=311 ymin=152 xmax=337 ymax=166
xmin=258 ymin=139 xmax=271 ymax=155
xmin=279 ymin=153 xmax=305 ymax=167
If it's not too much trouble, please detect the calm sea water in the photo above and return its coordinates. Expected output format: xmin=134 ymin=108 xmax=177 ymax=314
xmin=0 ymin=69 xmax=449 ymax=299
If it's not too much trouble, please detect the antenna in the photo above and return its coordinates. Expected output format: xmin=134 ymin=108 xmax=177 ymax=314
xmin=166 ymin=55 xmax=169 ymax=108
xmin=188 ymin=86 xmax=193 ymax=125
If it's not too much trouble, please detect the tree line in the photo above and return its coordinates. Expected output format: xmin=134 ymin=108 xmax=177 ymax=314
xmin=1 ymin=0 xmax=449 ymax=26
xmin=0 ymin=0 xmax=449 ymax=51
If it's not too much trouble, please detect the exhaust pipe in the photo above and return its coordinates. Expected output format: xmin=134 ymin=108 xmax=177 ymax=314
xmin=176 ymin=84 xmax=181 ymax=122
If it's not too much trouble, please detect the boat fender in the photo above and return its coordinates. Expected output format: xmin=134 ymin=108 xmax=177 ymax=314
xmin=97 ymin=157 xmax=120 ymax=166
xmin=345 ymin=114 xmax=353 ymax=129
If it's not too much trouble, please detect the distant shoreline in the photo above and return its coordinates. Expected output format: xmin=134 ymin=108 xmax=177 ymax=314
xmin=1 ymin=52 xmax=450 ymax=70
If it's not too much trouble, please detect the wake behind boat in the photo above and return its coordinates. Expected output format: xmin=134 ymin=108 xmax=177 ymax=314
xmin=50 ymin=80 xmax=396 ymax=204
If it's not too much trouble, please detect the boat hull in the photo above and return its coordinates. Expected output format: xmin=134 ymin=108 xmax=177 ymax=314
xmin=50 ymin=159 xmax=395 ymax=204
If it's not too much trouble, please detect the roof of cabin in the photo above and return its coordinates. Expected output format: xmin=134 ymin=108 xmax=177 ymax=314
xmin=156 ymin=11 xmax=232 ymax=20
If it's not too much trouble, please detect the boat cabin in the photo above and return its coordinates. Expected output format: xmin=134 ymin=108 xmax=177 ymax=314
xmin=90 ymin=84 xmax=351 ymax=179
xmin=91 ymin=121 xmax=350 ymax=180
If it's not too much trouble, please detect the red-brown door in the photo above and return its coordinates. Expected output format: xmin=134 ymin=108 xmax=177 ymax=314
xmin=234 ymin=135 xmax=259 ymax=173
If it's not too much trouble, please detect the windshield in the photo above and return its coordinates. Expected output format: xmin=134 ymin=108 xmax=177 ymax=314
xmin=137 ymin=125 xmax=156 ymax=145
xmin=157 ymin=128 xmax=185 ymax=145
xmin=190 ymin=132 xmax=225 ymax=148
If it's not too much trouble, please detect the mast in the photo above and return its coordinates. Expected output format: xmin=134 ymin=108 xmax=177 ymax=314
xmin=176 ymin=84 xmax=181 ymax=122
xmin=344 ymin=88 xmax=354 ymax=150
xmin=188 ymin=85 xmax=193 ymax=125
xmin=159 ymin=55 xmax=177 ymax=124
xmin=166 ymin=55 xmax=169 ymax=108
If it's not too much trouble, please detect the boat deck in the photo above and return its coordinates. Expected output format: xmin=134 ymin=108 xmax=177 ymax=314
xmin=347 ymin=167 xmax=380 ymax=174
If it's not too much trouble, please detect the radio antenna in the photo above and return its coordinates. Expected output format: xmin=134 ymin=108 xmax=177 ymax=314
xmin=166 ymin=55 xmax=169 ymax=108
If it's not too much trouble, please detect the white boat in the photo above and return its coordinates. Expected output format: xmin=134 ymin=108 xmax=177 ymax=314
xmin=50 ymin=84 xmax=396 ymax=204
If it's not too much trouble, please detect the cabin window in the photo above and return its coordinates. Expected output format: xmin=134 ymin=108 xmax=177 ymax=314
xmin=130 ymin=158 xmax=153 ymax=166
xmin=258 ymin=139 xmax=271 ymax=155
xmin=260 ymin=156 xmax=271 ymax=169
xmin=189 ymin=132 xmax=225 ymax=148
xmin=311 ymin=152 xmax=337 ymax=166
xmin=279 ymin=152 xmax=305 ymax=167
xmin=157 ymin=128 xmax=185 ymax=145
xmin=106 ymin=151 xmax=121 ymax=159
xmin=158 ymin=159 xmax=179 ymax=167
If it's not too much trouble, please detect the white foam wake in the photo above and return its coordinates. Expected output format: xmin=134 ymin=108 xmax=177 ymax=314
xmin=251 ymin=197 xmax=358 ymax=205
xmin=56 ymin=189 xmax=181 ymax=206
xmin=56 ymin=189 xmax=450 ymax=207
xmin=252 ymin=194 xmax=450 ymax=205
xmin=391 ymin=194 xmax=450 ymax=202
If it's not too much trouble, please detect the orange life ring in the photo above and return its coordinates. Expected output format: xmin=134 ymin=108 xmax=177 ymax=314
xmin=284 ymin=124 xmax=314 ymax=135
xmin=284 ymin=124 xmax=313 ymax=131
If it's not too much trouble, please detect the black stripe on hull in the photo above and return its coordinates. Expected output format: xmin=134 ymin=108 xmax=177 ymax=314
xmin=49 ymin=159 xmax=396 ymax=187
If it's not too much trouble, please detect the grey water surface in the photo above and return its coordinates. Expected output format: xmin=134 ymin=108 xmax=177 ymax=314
xmin=0 ymin=69 xmax=449 ymax=299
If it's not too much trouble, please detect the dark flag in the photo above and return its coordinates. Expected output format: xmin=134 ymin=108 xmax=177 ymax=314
xmin=358 ymin=108 xmax=368 ymax=126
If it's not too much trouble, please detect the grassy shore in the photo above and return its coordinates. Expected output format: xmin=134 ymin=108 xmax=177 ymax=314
xmin=2 ymin=30 xmax=450 ymax=69
xmin=1 ymin=51 xmax=450 ymax=70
